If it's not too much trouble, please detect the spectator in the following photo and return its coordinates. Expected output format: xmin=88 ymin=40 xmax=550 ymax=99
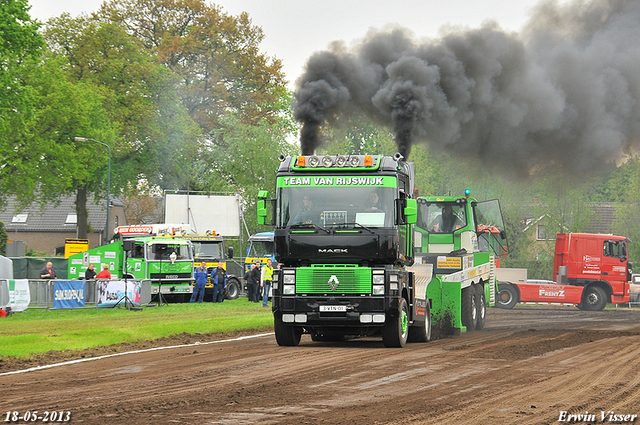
xmin=190 ymin=261 xmax=208 ymax=303
xmin=96 ymin=263 xmax=112 ymax=280
xmin=40 ymin=262 xmax=57 ymax=279
xmin=84 ymin=263 xmax=97 ymax=280
xmin=211 ymin=262 xmax=227 ymax=303
xmin=261 ymin=258 xmax=274 ymax=307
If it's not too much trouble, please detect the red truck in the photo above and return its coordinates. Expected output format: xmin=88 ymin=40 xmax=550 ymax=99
xmin=496 ymin=233 xmax=632 ymax=311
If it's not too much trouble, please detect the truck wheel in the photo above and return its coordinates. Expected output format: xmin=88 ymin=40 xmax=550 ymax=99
xmin=461 ymin=286 xmax=477 ymax=332
xmin=496 ymin=284 xmax=518 ymax=309
xmin=225 ymin=277 xmax=240 ymax=300
xmin=582 ymin=286 xmax=607 ymax=311
xmin=382 ymin=298 xmax=409 ymax=347
xmin=274 ymin=315 xmax=302 ymax=346
xmin=408 ymin=302 xmax=431 ymax=343
xmin=475 ymin=286 xmax=487 ymax=331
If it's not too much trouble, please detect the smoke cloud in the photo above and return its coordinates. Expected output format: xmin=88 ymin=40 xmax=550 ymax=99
xmin=293 ymin=0 xmax=640 ymax=172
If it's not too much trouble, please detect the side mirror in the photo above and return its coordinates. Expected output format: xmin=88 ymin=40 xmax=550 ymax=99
xmin=228 ymin=246 xmax=234 ymax=259
xmin=257 ymin=190 xmax=269 ymax=225
xmin=404 ymin=199 xmax=417 ymax=225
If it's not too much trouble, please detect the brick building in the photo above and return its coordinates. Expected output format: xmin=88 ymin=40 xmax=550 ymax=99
xmin=0 ymin=195 xmax=126 ymax=256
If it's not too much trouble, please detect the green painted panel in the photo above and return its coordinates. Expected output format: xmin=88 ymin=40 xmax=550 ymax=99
xmin=296 ymin=265 xmax=371 ymax=294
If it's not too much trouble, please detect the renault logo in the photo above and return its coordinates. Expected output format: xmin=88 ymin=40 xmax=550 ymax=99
xmin=328 ymin=275 xmax=339 ymax=290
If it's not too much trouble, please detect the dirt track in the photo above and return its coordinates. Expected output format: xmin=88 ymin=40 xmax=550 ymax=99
xmin=2 ymin=306 xmax=640 ymax=424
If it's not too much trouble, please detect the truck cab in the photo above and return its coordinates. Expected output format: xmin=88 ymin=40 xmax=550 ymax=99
xmin=259 ymin=153 xmax=422 ymax=347
xmin=245 ymin=232 xmax=276 ymax=273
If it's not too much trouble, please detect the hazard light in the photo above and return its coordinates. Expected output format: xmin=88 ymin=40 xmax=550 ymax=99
xmin=292 ymin=155 xmax=377 ymax=169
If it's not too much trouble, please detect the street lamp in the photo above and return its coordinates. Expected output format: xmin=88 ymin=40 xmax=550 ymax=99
xmin=74 ymin=137 xmax=111 ymax=243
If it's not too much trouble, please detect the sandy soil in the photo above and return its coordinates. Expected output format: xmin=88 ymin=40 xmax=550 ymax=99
xmin=2 ymin=306 xmax=640 ymax=424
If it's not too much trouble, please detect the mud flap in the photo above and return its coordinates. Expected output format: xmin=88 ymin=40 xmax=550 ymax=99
xmin=427 ymin=276 xmax=463 ymax=337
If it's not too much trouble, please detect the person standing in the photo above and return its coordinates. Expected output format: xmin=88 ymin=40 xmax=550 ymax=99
xmin=251 ymin=260 xmax=262 ymax=302
xmin=244 ymin=263 xmax=256 ymax=302
xmin=96 ymin=263 xmax=112 ymax=279
xmin=190 ymin=261 xmax=208 ymax=303
xmin=40 ymin=262 xmax=57 ymax=279
xmin=84 ymin=263 xmax=97 ymax=280
xmin=261 ymin=258 xmax=274 ymax=307
xmin=211 ymin=262 xmax=227 ymax=303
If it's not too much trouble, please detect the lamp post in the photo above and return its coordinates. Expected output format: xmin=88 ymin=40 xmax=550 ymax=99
xmin=74 ymin=137 xmax=111 ymax=243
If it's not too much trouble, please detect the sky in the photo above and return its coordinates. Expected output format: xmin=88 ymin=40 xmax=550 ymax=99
xmin=26 ymin=0 xmax=542 ymax=88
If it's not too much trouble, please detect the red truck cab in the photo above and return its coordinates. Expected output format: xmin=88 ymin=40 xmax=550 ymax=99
xmin=554 ymin=233 xmax=631 ymax=305
xmin=496 ymin=233 xmax=631 ymax=310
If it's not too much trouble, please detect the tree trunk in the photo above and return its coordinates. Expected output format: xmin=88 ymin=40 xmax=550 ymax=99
xmin=75 ymin=185 xmax=89 ymax=240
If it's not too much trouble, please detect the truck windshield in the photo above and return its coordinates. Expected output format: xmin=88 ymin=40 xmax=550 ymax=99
xmin=147 ymin=243 xmax=193 ymax=261
xmin=192 ymin=242 xmax=222 ymax=260
xmin=249 ymin=240 xmax=274 ymax=257
xmin=417 ymin=202 xmax=467 ymax=233
xmin=277 ymin=185 xmax=396 ymax=229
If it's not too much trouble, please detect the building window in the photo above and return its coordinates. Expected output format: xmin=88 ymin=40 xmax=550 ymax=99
xmin=114 ymin=215 xmax=119 ymax=228
xmin=65 ymin=213 xmax=77 ymax=224
xmin=537 ymin=225 xmax=548 ymax=240
xmin=12 ymin=213 xmax=28 ymax=223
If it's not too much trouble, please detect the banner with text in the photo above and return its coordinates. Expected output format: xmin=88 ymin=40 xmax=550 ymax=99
xmin=97 ymin=280 xmax=141 ymax=307
xmin=9 ymin=279 xmax=30 ymax=312
xmin=53 ymin=280 xmax=86 ymax=309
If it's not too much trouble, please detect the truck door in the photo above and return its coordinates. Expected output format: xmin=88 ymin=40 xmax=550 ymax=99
xmin=125 ymin=242 xmax=146 ymax=279
xmin=602 ymin=239 xmax=628 ymax=284
xmin=473 ymin=199 xmax=507 ymax=257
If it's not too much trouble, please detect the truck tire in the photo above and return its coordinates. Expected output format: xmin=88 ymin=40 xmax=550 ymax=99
xmin=408 ymin=302 xmax=431 ymax=343
xmin=274 ymin=315 xmax=302 ymax=346
xmin=382 ymin=298 xmax=409 ymax=347
xmin=582 ymin=286 xmax=607 ymax=311
xmin=225 ymin=277 xmax=240 ymax=300
xmin=496 ymin=284 xmax=518 ymax=309
xmin=475 ymin=285 xmax=486 ymax=331
xmin=461 ymin=286 xmax=477 ymax=332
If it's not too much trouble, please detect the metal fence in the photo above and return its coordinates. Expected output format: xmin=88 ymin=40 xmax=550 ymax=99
xmin=24 ymin=279 xmax=152 ymax=309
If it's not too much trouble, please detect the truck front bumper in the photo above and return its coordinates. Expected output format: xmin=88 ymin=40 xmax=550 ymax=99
xmin=275 ymin=296 xmax=397 ymax=326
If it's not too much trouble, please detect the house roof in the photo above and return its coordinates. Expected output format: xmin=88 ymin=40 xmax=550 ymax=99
xmin=0 ymin=195 xmax=123 ymax=232
xmin=586 ymin=202 xmax=617 ymax=234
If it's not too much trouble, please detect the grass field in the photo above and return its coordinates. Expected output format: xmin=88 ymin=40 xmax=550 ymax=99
xmin=0 ymin=300 xmax=274 ymax=359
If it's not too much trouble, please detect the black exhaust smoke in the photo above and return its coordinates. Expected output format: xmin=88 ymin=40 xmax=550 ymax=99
xmin=293 ymin=0 xmax=640 ymax=171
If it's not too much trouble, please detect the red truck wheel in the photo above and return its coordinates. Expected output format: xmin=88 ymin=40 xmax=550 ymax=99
xmin=496 ymin=284 xmax=518 ymax=309
xmin=582 ymin=286 xmax=607 ymax=311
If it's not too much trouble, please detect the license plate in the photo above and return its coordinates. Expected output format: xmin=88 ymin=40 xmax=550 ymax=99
xmin=319 ymin=305 xmax=347 ymax=312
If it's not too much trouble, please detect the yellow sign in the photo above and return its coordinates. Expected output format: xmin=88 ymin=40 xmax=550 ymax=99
xmin=64 ymin=239 xmax=89 ymax=258
xmin=437 ymin=256 xmax=462 ymax=269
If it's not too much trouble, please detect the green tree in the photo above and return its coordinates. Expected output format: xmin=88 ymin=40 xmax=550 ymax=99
xmin=97 ymin=0 xmax=286 ymax=135
xmin=0 ymin=0 xmax=45 ymax=210
xmin=197 ymin=112 xmax=297 ymax=236
xmin=32 ymin=15 xmax=200 ymax=238
xmin=0 ymin=221 xmax=7 ymax=256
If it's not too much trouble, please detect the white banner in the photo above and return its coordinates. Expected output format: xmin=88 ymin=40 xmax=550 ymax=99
xmin=9 ymin=279 xmax=30 ymax=312
xmin=97 ymin=280 xmax=141 ymax=307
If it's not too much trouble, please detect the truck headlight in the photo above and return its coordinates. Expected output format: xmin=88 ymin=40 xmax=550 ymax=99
xmin=373 ymin=274 xmax=384 ymax=284
xmin=283 ymin=284 xmax=296 ymax=295
xmin=372 ymin=284 xmax=385 ymax=295
xmin=283 ymin=274 xmax=295 ymax=284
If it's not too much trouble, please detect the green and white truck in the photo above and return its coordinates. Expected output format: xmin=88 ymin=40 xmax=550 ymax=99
xmin=67 ymin=236 xmax=195 ymax=300
xmin=258 ymin=154 xmax=507 ymax=347
xmin=414 ymin=193 xmax=507 ymax=332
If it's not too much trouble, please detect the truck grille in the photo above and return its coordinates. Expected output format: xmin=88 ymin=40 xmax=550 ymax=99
xmin=296 ymin=265 xmax=371 ymax=294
